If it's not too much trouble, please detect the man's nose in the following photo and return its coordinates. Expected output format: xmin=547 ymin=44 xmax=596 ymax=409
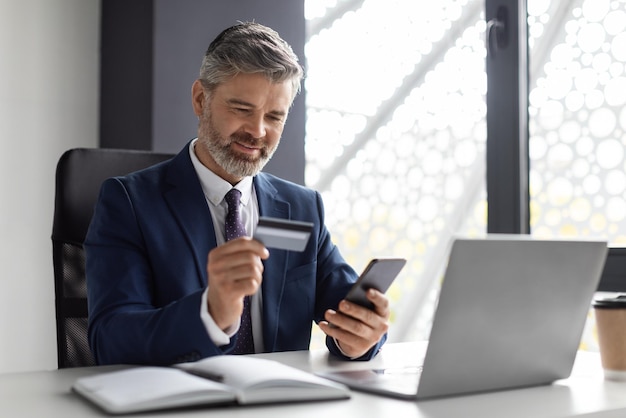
xmin=243 ymin=115 xmax=267 ymax=139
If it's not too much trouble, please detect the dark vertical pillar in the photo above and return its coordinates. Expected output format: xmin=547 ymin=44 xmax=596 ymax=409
xmin=100 ymin=0 xmax=154 ymax=150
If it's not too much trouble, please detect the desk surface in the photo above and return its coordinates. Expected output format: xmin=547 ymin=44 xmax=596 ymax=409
xmin=1 ymin=342 xmax=625 ymax=418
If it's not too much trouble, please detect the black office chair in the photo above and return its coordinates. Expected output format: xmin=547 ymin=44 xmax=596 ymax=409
xmin=52 ymin=148 xmax=174 ymax=368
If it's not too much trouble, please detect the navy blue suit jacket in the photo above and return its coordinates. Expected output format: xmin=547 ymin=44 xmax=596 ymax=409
xmin=85 ymin=142 xmax=385 ymax=365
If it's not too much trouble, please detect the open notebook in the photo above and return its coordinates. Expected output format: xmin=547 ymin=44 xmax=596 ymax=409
xmin=73 ymin=356 xmax=349 ymax=414
xmin=319 ymin=235 xmax=608 ymax=400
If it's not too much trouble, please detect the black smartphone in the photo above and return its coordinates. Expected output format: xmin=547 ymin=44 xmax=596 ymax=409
xmin=345 ymin=258 xmax=407 ymax=310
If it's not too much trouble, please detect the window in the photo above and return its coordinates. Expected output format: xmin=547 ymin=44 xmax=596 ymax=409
xmin=528 ymin=0 xmax=626 ymax=243
xmin=304 ymin=0 xmax=625 ymax=348
xmin=305 ymin=0 xmax=488 ymax=344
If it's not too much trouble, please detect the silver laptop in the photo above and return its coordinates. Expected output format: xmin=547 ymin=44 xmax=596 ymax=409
xmin=319 ymin=235 xmax=608 ymax=400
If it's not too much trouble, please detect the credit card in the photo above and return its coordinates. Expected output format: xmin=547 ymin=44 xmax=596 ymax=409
xmin=253 ymin=217 xmax=314 ymax=251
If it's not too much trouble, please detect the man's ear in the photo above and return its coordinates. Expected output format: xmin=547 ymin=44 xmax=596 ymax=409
xmin=191 ymin=80 xmax=206 ymax=116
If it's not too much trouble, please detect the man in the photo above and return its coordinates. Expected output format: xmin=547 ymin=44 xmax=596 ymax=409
xmin=85 ymin=22 xmax=389 ymax=366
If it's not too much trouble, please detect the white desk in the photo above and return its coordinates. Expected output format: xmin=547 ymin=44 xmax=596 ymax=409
xmin=1 ymin=342 xmax=625 ymax=417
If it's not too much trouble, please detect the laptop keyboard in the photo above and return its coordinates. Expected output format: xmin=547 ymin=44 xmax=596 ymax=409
xmin=369 ymin=367 xmax=422 ymax=389
xmin=331 ymin=366 xmax=423 ymax=393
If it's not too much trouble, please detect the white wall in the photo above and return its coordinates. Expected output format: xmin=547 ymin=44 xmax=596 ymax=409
xmin=0 ymin=0 xmax=100 ymax=373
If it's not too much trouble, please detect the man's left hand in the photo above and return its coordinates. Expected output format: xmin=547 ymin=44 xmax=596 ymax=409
xmin=319 ymin=289 xmax=390 ymax=358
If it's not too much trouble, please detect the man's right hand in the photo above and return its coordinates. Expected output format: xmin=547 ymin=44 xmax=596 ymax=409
xmin=205 ymin=237 xmax=269 ymax=330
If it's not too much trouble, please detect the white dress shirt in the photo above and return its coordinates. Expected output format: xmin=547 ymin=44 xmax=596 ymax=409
xmin=189 ymin=139 xmax=264 ymax=352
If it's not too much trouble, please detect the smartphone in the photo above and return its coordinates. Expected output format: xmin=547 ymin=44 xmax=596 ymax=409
xmin=345 ymin=258 xmax=407 ymax=310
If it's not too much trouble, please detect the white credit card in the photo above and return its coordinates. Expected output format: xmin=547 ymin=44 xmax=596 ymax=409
xmin=253 ymin=217 xmax=313 ymax=252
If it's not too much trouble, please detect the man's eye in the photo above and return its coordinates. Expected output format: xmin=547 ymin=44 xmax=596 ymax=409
xmin=267 ymin=115 xmax=284 ymax=123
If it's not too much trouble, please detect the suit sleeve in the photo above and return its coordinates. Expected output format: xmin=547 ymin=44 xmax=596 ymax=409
xmin=84 ymin=178 xmax=229 ymax=365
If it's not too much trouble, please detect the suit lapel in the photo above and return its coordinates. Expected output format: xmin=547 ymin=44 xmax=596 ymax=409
xmin=163 ymin=144 xmax=217 ymax=287
xmin=254 ymin=174 xmax=290 ymax=352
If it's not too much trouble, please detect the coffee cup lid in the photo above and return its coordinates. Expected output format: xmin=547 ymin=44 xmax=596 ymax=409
xmin=593 ymin=295 xmax=626 ymax=309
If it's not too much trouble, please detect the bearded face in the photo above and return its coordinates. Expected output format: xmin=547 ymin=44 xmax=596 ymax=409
xmin=197 ymin=106 xmax=279 ymax=179
xmin=191 ymin=74 xmax=293 ymax=183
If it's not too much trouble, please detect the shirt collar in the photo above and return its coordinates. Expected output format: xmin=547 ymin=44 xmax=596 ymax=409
xmin=189 ymin=138 xmax=253 ymax=207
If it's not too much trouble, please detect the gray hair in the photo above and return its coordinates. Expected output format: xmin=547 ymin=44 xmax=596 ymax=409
xmin=198 ymin=22 xmax=304 ymax=101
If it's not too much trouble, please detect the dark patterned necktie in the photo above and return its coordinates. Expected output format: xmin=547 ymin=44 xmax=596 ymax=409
xmin=224 ymin=189 xmax=255 ymax=354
